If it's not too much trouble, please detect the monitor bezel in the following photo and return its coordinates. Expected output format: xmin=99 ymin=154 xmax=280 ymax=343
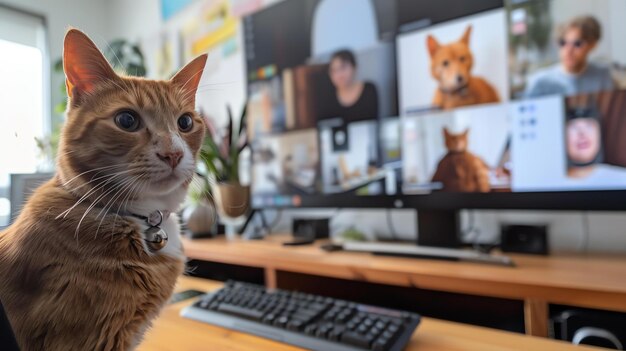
xmin=252 ymin=190 xmax=626 ymax=211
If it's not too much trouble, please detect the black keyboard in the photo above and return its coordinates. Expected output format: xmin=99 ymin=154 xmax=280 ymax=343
xmin=181 ymin=281 xmax=421 ymax=351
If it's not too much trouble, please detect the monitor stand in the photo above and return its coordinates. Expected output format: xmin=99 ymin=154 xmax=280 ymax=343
xmin=417 ymin=210 xmax=461 ymax=248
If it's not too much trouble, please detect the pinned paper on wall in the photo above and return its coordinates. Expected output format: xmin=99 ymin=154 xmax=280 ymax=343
xmin=181 ymin=0 xmax=239 ymax=63
xmin=231 ymin=0 xmax=263 ymax=17
xmin=142 ymin=29 xmax=181 ymax=79
xmin=161 ymin=0 xmax=195 ymax=20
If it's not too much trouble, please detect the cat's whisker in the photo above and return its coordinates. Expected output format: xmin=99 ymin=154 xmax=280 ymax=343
xmin=64 ymin=170 xmax=126 ymax=196
xmin=110 ymin=178 xmax=139 ymax=233
xmin=118 ymin=176 xmax=147 ymax=221
xmin=58 ymin=170 xmax=132 ymax=219
xmin=101 ymin=174 xmax=143 ymax=235
xmin=95 ymin=173 xmax=138 ymax=219
xmin=61 ymin=164 xmax=127 ymax=188
xmin=195 ymin=81 xmax=236 ymax=88
xmin=98 ymin=35 xmax=125 ymax=70
xmin=74 ymin=174 xmax=135 ymax=237
xmin=111 ymin=176 xmax=147 ymax=240
xmin=60 ymin=170 xmax=130 ymax=214
xmin=94 ymin=176 xmax=139 ymax=238
xmin=107 ymin=79 xmax=136 ymax=99
xmin=179 ymin=68 xmax=205 ymax=91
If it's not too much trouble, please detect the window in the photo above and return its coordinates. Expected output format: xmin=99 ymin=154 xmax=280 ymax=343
xmin=0 ymin=5 xmax=48 ymax=226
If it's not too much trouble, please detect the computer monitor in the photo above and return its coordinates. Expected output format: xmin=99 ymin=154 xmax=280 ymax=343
xmin=243 ymin=0 xmax=626 ymax=247
xmin=245 ymin=0 xmax=401 ymax=209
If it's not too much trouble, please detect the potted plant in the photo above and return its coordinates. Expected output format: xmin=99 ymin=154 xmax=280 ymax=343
xmin=199 ymin=104 xmax=249 ymax=220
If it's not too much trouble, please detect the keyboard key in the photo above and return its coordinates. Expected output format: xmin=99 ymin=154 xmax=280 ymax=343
xmin=287 ymin=319 xmax=304 ymax=331
xmin=274 ymin=315 xmax=289 ymax=327
xmin=327 ymin=326 xmax=345 ymax=341
xmin=304 ymin=324 xmax=318 ymax=336
xmin=357 ymin=325 xmax=369 ymax=334
xmin=316 ymin=325 xmax=331 ymax=338
xmin=217 ymin=304 xmax=264 ymax=321
xmin=262 ymin=313 xmax=276 ymax=324
xmin=341 ymin=331 xmax=374 ymax=349
xmin=372 ymin=337 xmax=391 ymax=351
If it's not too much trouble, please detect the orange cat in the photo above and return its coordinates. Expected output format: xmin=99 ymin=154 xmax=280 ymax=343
xmin=431 ymin=128 xmax=490 ymax=192
xmin=0 ymin=29 xmax=207 ymax=350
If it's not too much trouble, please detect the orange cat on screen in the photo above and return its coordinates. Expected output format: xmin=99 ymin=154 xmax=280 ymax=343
xmin=0 ymin=29 xmax=207 ymax=350
xmin=431 ymin=128 xmax=490 ymax=193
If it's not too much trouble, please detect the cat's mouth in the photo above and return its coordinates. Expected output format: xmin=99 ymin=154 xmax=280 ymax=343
xmin=154 ymin=171 xmax=181 ymax=184
xmin=151 ymin=168 xmax=194 ymax=190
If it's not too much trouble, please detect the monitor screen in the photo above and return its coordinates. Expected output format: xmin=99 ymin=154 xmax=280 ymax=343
xmin=396 ymin=0 xmax=503 ymax=31
xmin=246 ymin=0 xmax=400 ymax=208
xmin=245 ymin=0 xmax=626 ymax=209
xmin=396 ymin=0 xmax=626 ymax=196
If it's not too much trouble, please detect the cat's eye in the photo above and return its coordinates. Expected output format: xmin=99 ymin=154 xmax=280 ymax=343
xmin=442 ymin=60 xmax=449 ymax=67
xmin=459 ymin=56 xmax=466 ymax=62
xmin=178 ymin=114 xmax=193 ymax=132
xmin=115 ymin=111 xmax=140 ymax=132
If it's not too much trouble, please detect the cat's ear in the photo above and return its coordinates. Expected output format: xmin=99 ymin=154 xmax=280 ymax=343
xmin=171 ymin=54 xmax=208 ymax=105
xmin=460 ymin=25 xmax=473 ymax=46
xmin=63 ymin=29 xmax=117 ymax=100
xmin=427 ymin=35 xmax=440 ymax=57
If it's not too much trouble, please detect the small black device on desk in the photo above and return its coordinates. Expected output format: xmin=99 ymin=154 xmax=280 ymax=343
xmin=182 ymin=280 xmax=421 ymax=351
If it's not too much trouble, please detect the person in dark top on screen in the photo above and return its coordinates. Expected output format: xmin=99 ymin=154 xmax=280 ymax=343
xmin=327 ymin=49 xmax=379 ymax=122
xmin=525 ymin=16 xmax=614 ymax=98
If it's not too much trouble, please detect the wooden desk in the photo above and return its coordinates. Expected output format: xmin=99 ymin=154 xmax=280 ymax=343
xmin=138 ymin=276 xmax=602 ymax=351
xmin=182 ymin=235 xmax=626 ymax=338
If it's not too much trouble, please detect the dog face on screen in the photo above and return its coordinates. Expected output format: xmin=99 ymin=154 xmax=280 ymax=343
xmin=427 ymin=26 xmax=474 ymax=93
xmin=426 ymin=25 xmax=500 ymax=110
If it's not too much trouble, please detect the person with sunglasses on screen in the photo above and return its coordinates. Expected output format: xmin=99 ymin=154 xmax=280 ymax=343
xmin=525 ymin=16 xmax=614 ymax=98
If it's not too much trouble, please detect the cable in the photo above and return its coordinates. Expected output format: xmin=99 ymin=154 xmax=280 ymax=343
xmin=386 ymin=209 xmax=399 ymax=241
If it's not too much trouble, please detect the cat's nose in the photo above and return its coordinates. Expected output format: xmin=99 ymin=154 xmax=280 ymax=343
xmin=157 ymin=151 xmax=183 ymax=169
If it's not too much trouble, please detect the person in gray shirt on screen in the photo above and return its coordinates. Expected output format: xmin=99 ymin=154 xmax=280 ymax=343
xmin=525 ymin=16 xmax=614 ymax=98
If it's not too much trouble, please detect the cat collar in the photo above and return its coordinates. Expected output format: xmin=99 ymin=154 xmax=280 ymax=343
xmin=130 ymin=210 xmax=170 ymax=252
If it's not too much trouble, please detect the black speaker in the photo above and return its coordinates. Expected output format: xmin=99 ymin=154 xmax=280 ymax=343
xmin=500 ymin=224 xmax=549 ymax=255
xmin=292 ymin=218 xmax=330 ymax=240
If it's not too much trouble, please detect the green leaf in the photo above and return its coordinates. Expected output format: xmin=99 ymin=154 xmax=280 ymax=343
xmin=53 ymin=58 xmax=63 ymax=72
xmin=226 ymin=105 xmax=233 ymax=153
xmin=238 ymin=101 xmax=248 ymax=137
xmin=55 ymin=103 xmax=66 ymax=114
